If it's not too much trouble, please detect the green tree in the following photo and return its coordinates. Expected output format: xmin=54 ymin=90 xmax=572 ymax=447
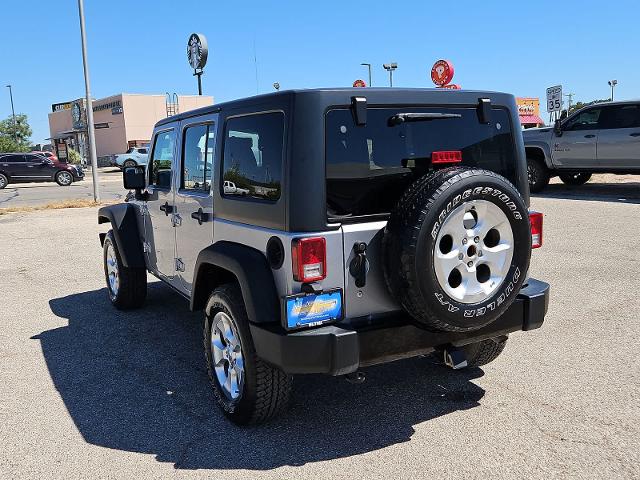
xmin=0 ymin=114 xmax=32 ymax=152
xmin=568 ymin=98 xmax=611 ymax=114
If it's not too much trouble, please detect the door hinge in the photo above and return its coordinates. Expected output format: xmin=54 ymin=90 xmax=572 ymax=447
xmin=176 ymin=258 xmax=185 ymax=272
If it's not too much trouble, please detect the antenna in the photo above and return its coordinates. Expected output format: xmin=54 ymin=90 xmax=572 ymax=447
xmin=253 ymin=38 xmax=259 ymax=94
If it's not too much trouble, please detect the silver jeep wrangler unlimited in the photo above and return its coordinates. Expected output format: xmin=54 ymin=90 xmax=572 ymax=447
xmin=98 ymin=88 xmax=549 ymax=425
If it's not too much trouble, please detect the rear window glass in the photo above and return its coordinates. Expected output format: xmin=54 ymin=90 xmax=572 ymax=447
xmin=326 ymin=107 xmax=517 ymax=217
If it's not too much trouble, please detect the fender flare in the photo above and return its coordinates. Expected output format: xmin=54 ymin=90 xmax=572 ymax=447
xmin=191 ymin=242 xmax=280 ymax=324
xmin=97 ymin=203 xmax=145 ymax=269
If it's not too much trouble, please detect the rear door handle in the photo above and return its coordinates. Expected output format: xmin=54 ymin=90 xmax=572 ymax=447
xmin=630 ymin=132 xmax=640 ymax=137
xmin=191 ymin=208 xmax=208 ymax=225
xmin=159 ymin=202 xmax=173 ymax=216
xmin=584 ymin=134 xmax=596 ymax=138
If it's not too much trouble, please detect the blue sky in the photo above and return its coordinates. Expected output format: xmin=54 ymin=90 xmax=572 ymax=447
xmin=1 ymin=0 xmax=639 ymax=144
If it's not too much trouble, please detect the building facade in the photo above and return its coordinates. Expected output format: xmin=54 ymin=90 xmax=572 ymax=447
xmin=48 ymin=93 xmax=213 ymax=163
xmin=516 ymin=97 xmax=545 ymax=129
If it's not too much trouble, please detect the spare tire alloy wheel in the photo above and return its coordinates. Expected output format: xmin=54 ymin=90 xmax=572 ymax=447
xmin=384 ymin=168 xmax=532 ymax=332
xmin=434 ymin=200 xmax=514 ymax=304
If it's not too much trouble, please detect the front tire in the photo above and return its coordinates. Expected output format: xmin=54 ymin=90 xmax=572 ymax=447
xmin=527 ymin=158 xmax=550 ymax=193
xmin=204 ymin=284 xmax=292 ymax=425
xmin=103 ymin=230 xmax=147 ymax=309
xmin=55 ymin=170 xmax=73 ymax=186
xmin=123 ymin=159 xmax=137 ymax=168
xmin=0 ymin=173 xmax=8 ymax=189
xmin=559 ymin=172 xmax=591 ymax=186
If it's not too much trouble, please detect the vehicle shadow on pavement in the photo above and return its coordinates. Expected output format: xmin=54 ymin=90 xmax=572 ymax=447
xmin=37 ymin=282 xmax=486 ymax=470
xmin=534 ymin=181 xmax=640 ymax=204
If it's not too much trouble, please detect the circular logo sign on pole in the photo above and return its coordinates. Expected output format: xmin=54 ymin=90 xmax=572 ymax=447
xmin=187 ymin=33 xmax=208 ymax=70
xmin=431 ymin=60 xmax=455 ymax=87
xmin=353 ymin=79 xmax=367 ymax=88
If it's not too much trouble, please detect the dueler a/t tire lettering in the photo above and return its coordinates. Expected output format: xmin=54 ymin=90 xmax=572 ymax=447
xmin=383 ymin=167 xmax=531 ymax=332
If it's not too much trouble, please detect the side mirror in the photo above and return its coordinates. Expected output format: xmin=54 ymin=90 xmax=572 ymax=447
xmin=553 ymin=119 xmax=563 ymax=137
xmin=123 ymin=165 xmax=146 ymax=190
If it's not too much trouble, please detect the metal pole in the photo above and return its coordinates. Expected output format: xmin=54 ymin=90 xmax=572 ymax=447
xmin=77 ymin=0 xmax=100 ymax=202
xmin=361 ymin=63 xmax=372 ymax=87
xmin=389 ymin=70 xmax=393 ymax=87
xmin=611 ymin=85 xmax=614 ymax=101
xmin=6 ymin=85 xmax=16 ymax=141
xmin=197 ymin=72 xmax=202 ymax=95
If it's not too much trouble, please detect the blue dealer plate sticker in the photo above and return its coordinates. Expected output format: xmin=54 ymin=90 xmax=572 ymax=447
xmin=285 ymin=290 xmax=342 ymax=329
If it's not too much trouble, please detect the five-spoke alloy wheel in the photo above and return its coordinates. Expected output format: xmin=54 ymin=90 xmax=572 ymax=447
xmin=434 ymin=199 xmax=514 ymax=304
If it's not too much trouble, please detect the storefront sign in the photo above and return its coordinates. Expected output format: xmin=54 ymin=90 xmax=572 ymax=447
xmin=352 ymin=79 xmax=366 ymax=88
xmin=517 ymin=98 xmax=540 ymax=116
xmin=431 ymin=60 xmax=455 ymax=86
xmin=93 ymin=99 xmax=122 ymax=113
xmin=187 ymin=33 xmax=208 ymax=70
xmin=71 ymin=99 xmax=86 ymax=130
xmin=51 ymin=101 xmax=72 ymax=113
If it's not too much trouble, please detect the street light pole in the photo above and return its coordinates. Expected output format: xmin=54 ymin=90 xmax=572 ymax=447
xmin=383 ymin=63 xmax=398 ymax=87
xmin=5 ymin=85 xmax=16 ymax=141
xmin=608 ymin=80 xmax=618 ymax=101
xmin=360 ymin=63 xmax=372 ymax=87
xmin=77 ymin=0 xmax=100 ymax=202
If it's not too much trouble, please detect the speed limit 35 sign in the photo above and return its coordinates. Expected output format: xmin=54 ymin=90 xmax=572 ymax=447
xmin=546 ymin=85 xmax=563 ymax=112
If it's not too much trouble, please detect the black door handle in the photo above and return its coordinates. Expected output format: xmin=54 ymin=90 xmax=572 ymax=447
xmin=159 ymin=202 xmax=173 ymax=216
xmin=630 ymin=132 xmax=640 ymax=137
xmin=190 ymin=208 xmax=208 ymax=225
xmin=584 ymin=134 xmax=596 ymax=138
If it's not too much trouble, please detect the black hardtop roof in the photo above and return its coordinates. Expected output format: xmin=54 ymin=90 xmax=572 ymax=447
xmin=155 ymin=87 xmax=517 ymax=128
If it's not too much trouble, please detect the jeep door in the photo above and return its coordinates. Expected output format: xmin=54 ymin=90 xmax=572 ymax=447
xmin=144 ymin=128 xmax=178 ymax=282
xmin=174 ymin=118 xmax=217 ymax=295
xmin=552 ymin=106 xmax=601 ymax=169
xmin=595 ymin=104 xmax=640 ymax=169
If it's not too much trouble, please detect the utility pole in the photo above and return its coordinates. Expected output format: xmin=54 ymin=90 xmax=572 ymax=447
xmin=360 ymin=63 xmax=372 ymax=87
xmin=564 ymin=92 xmax=574 ymax=113
xmin=608 ymin=80 xmax=618 ymax=101
xmin=5 ymin=85 xmax=16 ymax=141
xmin=383 ymin=63 xmax=398 ymax=87
xmin=77 ymin=0 xmax=100 ymax=201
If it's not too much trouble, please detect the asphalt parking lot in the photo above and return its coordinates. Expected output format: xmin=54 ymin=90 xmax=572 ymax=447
xmin=1 ymin=180 xmax=639 ymax=479
xmin=0 ymin=168 xmax=126 ymax=208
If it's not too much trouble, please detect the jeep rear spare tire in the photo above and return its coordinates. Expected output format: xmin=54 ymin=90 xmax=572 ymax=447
xmin=383 ymin=167 xmax=531 ymax=332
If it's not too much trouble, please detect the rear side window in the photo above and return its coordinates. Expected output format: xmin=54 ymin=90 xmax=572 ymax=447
xmin=326 ymin=107 xmax=517 ymax=217
xmin=4 ymin=155 xmax=25 ymax=162
xmin=181 ymin=123 xmax=215 ymax=192
xmin=597 ymin=105 xmax=640 ymax=129
xmin=221 ymin=112 xmax=284 ymax=202
xmin=149 ymin=130 xmax=175 ymax=189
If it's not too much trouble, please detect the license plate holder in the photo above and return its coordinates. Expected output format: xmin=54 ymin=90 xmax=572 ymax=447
xmin=282 ymin=289 xmax=343 ymax=331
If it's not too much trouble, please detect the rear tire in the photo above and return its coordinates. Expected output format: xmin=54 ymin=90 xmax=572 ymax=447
xmin=462 ymin=337 xmax=508 ymax=367
xmin=204 ymin=284 xmax=292 ymax=425
xmin=559 ymin=172 xmax=591 ymax=186
xmin=103 ymin=230 xmax=147 ymax=309
xmin=0 ymin=173 xmax=8 ymax=189
xmin=527 ymin=157 xmax=550 ymax=193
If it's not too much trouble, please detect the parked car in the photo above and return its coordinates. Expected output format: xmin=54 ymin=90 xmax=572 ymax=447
xmin=524 ymin=100 xmax=640 ymax=192
xmin=222 ymin=180 xmax=249 ymax=196
xmin=98 ymin=88 xmax=549 ymax=425
xmin=0 ymin=152 xmax=84 ymax=189
xmin=112 ymin=147 xmax=149 ymax=169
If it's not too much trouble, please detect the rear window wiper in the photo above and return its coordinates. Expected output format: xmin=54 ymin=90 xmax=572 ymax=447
xmin=388 ymin=112 xmax=462 ymax=126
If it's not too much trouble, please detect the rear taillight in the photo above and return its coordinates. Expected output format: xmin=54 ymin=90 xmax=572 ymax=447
xmin=529 ymin=211 xmax=543 ymax=249
xmin=292 ymin=237 xmax=326 ymax=282
xmin=431 ymin=150 xmax=462 ymax=164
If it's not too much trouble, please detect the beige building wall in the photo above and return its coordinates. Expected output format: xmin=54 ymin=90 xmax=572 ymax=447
xmin=48 ymin=93 xmax=214 ymax=158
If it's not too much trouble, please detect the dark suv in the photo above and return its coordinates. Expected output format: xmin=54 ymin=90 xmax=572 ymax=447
xmin=98 ymin=88 xmax=549 ymax=425
xmin=0 ymin=152 xmax=84 ymax=189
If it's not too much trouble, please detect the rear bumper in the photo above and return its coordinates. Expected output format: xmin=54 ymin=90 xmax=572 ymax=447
xmin=250 ymin=278 xmax=550 ymax=375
